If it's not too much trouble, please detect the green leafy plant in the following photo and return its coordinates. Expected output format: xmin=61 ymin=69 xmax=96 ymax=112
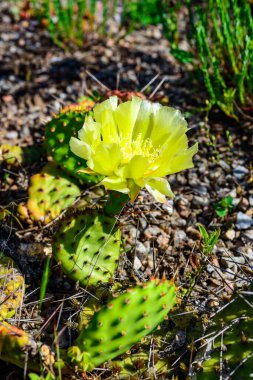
xmin=185 ymin=225 xmax=220 ymax=299
xmin=187 ymin=0 xmax=253 ymax=117
xmin=214 ymin=195 xmax=233 ymax=218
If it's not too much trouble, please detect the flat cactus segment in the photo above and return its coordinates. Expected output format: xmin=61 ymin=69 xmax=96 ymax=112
xmin=0 ymin=144 xmax=23 ymax=167
xmin=196 ymin=287 xmax=253 ymax=379
xmin=0 ymin=255 xmax=24 ymax=321
xmin=68 ymin=279 xmax=176 ymax=370
xmin=0 ymin=321 xmax=37 ymax=369
xmin=44 ymin=100 xmax=100 ymax=184
xmin=0 ymin=144 xmax=42 ymax=168
xmin=17 ymin=163 xmax=80 ymax=225
xmin=52 ymin=211 xmax=121 ymax=286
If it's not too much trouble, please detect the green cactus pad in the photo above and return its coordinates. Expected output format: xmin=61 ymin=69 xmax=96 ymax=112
xmin=196 ymin=287 xmax=253 ymax=379
xmin=52 ymin=211 xmax=121 ymax=286
xmin=0 ymin=255 xmax=24 ymax=321
xmin=44 ymin=100 xmax=101 ymax=184
xmin=68 ymin=279 xmax=176 ymax=370
xmin=17 ymin=163 xmax=80 ymax=225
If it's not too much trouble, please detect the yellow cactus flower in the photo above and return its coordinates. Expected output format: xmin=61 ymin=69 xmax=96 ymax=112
xmin=70 ymin=96 xmax=198 ymax=203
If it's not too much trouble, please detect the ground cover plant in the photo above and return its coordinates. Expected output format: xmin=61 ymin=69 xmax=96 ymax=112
xmin=1 ymin=1 xmax=253 ymax=379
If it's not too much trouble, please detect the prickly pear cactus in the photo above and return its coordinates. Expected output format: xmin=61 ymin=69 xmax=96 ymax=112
xmin=52 ymin=210 xmax=121 ymax=286
xmin=111 ymin=344 xmax=170 ymax=379
xmin=68 ymin=279 xmax=176 ymax=370
xmin=0 ymin=255 xmax=24 ymax=321
xmin=195 ymin=287 xmax=253 ymax=379
xmin=0 ymin=144 xmax=23 ymax=167
xmin=0 ymin=144 xmax=42 ymax=168
xmin=45 ymin=100 xmax=100 ymax=184
xmin=0 ymin=321 xmax=37 ymax=369
xmin=17 ymin=163 xmax=80 ymax=225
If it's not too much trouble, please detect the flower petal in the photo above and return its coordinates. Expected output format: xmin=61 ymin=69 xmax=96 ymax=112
xmin=78 ymin=116 xmax=101 ymax=149
xmin=101 ymin=176 xmax=129 ymax=193
xmin=93 ymin=97 xmax=119 ymax=144
xmin=91 ymin=143 xmax=122 ymax=175
xmin=150 ymin=107 xmax=188 ymax=148
xmin=70 ymin=137 xmax=91 ymax=160
xmin=127 ymin=155 xmax=150 ymax=179
xmin=132 ymin=100 xmax=161 ymax=140
xmin=153 ymin=142 xmax=198 ymax=177
xmin=145 ymin=178 xmax=175 ymax=203
xmin=114 ymin=96 xmax=142 ymax=140
xmin=127 ymin=179 xmax=141 ymax=202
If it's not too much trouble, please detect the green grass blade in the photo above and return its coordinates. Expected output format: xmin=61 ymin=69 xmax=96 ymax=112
xmin=39 ymin=255 xmax=51 ymax=311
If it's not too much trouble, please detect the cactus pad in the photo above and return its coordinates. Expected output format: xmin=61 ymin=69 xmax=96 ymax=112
xmin=53 ymin=211 xmax=121 ymax=286
xmin=0 ymin=144 xmax=23 ymax=167
xmin=17 ymin=163 xmax=80 ymax=225
xmin=196 ymin=287 xmax=253 ymax=379
xmin=0 ymin=256 xmax=24 ymax=321
xmin=45 ymin=100 xmax=100 ymax=184
xmin=0 ymin=321 xmax=37 ymax=369
xmin=68 ymin=279 xmax=176 ymax=370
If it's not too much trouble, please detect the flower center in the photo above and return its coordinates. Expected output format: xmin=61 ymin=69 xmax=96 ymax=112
xmin=121 ymin=134 xmax=159 ymax=163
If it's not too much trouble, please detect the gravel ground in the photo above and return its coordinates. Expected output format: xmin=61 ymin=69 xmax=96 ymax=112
xmin=1 ymin=2 xmax=253 ymax=379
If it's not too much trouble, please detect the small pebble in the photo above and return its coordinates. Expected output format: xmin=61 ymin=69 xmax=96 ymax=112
xmin=236 ymin=212 xmax=253 ymax=230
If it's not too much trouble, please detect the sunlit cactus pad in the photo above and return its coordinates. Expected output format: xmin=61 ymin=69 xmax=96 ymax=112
xmin=17 ymin=163 xmax=80 ymax=225
xmin=0 ymin=144 xmax=23 ymax=167
xmin=0 ymin=321 xmax=37 ymax=369
xmin=196 ymin=288 xmax=253 ymax=379
xmin=68 ymin=279 xmax=176 ymax=370
xmin=0 ymin=144 xmax=42 ymax=168
xmin=44 ymin=100 xmax=100 ymax=184
xmin=0 ymin=256 xmax=24 ymax=321
xmin=52 ymin=210 xmax=121 ymax=286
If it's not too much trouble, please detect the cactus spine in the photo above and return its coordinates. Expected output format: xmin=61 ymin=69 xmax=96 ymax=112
xmin=0 ymin=256 xmax=24 ymax=321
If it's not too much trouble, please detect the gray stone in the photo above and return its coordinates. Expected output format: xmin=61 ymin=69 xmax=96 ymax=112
xmin=5 ymin=130 xmax=18 ymax=139
xmin=224 ymin=229 xmax=236 ymax=240
xmin=236 ymin=212 xmax=253 ymax=230
xmin=133 ymin=256 xmax=142 ymax=270
xmin=233 ymin=165 xmax=249 ymax=180
xmin=174 ymin=230 xmax=187 ymax=247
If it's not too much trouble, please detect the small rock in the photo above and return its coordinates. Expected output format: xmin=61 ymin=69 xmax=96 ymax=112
xmin=135 ymin=242 xmax=148 ymax=260
xmin=157 ymin=234 xmax=170 ymax=249
xmin=224 ymin=229 xmax=236 ymax=241
xmin=173 ymin=230 xmax=187 ymax=247
xmin=187 ymin=226 xmax=202 ymax=240
xmin=236 ymin=212 xmax=253 ymax=230
xmin=233 ymin=256 xmax=245 ymax=265
xmin=238 ymin=197 xmax=249 ymax=212
xmin=219 ymin=160 xmax=231 ymax=173
xmin=233 ymin=165 xmax=249 ymax=180
xmin=133 ymin=256 xmax=142 ymax=271
xmin=5 ymin=130 xmax=18 ymax=139
xmin=144 ymin=226 xmax=162 ymax=239
xmin=225 ymin=268 xmax=236 ymax=280
xmin=192 ymin=196 xmax=209 ymax=208
xmin=242 ymin=229 xmax=253 ymax=243
xmin=206 ymin=264 xmax=215 ymax=273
